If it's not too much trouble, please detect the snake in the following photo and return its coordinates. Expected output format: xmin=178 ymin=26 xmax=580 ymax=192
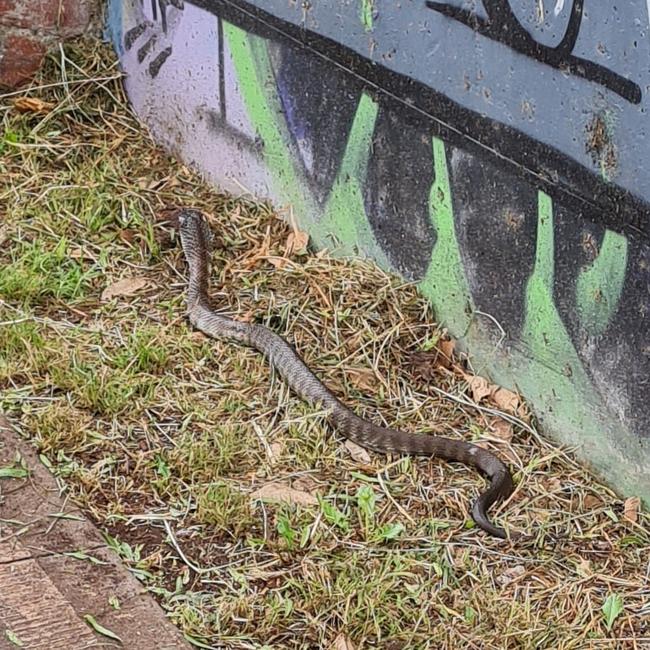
xmin=177 ymin=208 xmax=515 ymax=538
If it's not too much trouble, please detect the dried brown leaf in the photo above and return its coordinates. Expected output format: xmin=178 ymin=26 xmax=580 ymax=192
xmin=13 ymin=96 xmax=54 ymax=114
xmin=250 ymin=482 xmax=318 ymax=506
xmin=490 ymin=387 xmax=520 ymax=415
xmin=465 ymin=374 xmax=491 ymax=403
xmin=437 ymin=337 xmax=456 ymax=369
xmin=347 ymin=367 xmax=377 ymax=393
xmin=331 ymin=634 xmax=356 ymax=650
xmin=285 ymin=229 xmax=309 ymax=257
xmin=101 ymin=277 xmax=148 ymax=302
xmin=623 ymin=496 xmax=640 ymax=523
xmin=407 ymin=351 xmax=438 ymax=381
xmin=584 ymin=494 xmax=603 ymax=510
xmin=489 ymin=418 xmax=514 ymax=443
xmin=345 ymin=440 xmax=371 ymax=464
xmin=409 ymin=337 xmax=456 ymax=379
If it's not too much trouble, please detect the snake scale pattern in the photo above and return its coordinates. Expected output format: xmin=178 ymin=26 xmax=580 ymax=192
xmin=178 ymin=208 xmax=515 ymax=538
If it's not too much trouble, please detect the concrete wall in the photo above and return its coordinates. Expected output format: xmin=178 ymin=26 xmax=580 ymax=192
xmin=0 ymin=0 xmax=98 ymax=88
xmin=107 ymin=0 xmax=650 ymax=504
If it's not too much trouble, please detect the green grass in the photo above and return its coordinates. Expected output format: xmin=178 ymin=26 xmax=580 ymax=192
xmin=0 ymin=40 xmax=648 ymax=649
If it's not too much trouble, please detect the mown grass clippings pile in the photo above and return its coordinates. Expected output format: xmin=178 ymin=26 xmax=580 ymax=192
xmin=0 ymin=40 xmax=648 ymax=650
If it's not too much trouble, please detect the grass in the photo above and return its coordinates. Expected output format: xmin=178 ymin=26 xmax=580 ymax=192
xmin=0 ymin=40 xmax=649 ymax=649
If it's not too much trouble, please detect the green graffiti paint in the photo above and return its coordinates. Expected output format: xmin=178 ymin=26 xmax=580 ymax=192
xmin=317 ymin=93 xmax=387 ymax=261
xmin=517 ymin=192 xmax=644 ymax=495
xmin=360 ymin=0 xmax=374 ymax=32
xmin=523 ymin=191 xmax=581 ymax=370
xmin=419 ymin=137 xmax=473 ymax=335
xmin=576 ymin=230 xmax=628 ymax=336
xmin=224 ymin=23 xmax=310 ymax=218
xmin=474 ymin=190 xmax=650 ymax=504
xmin=226 ymin=23 xmax=386 ymax=261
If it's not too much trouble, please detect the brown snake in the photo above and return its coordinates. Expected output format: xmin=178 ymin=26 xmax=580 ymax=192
xmin=178 ymin=208 xmax=515 ymax=538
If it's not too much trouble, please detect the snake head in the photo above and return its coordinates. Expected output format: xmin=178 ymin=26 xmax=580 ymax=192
xmin=177 ymin=208 xmax=214 ymax=252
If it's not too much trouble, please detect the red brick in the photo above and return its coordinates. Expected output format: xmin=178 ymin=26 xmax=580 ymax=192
xmin=0 ymin=33 xmax=47 ymax=89
xmin=0 ymin=0 xmax=92 ymax=32
xmin=58 ymin=0 xmax=93 ymax=37
xmin=0 ymin=0 xmax=17 ymax=17
xmin=0 ymin=0 xmax=49 ymax=29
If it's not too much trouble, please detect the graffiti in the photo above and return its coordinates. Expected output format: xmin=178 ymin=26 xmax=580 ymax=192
xmin=424 ymin=1 xmax=642 ymax=104
xmin=150 ymin=0 xmax=184 ymax=33
xmin=123 ymin=0 xmax=184 ymax=77
xmin=108 ymin=0 xmax=650 ymax=500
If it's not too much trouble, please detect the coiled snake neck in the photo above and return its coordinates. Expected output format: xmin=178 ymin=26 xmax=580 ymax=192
xmin=177 ymin=208 xmax=515 ymax=538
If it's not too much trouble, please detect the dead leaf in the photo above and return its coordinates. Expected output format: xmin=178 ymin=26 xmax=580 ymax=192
xmin=407 ymin=351 xmax=438 ymax=381
xmin=489 ymin=418 xmax=514 ymax=443
xmin=331 ymin=634 xmax=356 ymax=650
xmin=268 ymin=256 xmax=290 ymax=269
xmin=13 ymin=96 xmax=54 ymax=114
xmin=496 ymin=564 xmax=526 ymax=586
xmin=409 ymin=337 xmax=457 ymax=380
xmin=347 ymin=367 xmax=377 ymax=393
xmin=119 ymin=228 xmax=137 ymax=244
xmin=345 ymin=440 xmax=371 ymax=464
xmin=250 ymin=482 xmax=318 ymax=506
xmin=623 ymin=496 xmax=640 ymax=523
xmin=490 ymin=387 xmax=520 ymax=414
xmin=584 ymin=494 xmax=602 ymax=510
xmin=464 ymin=374 xmax=492 ymax=403
xmin=101 ymin=277 xmax=148 ymax=302
xmin=285 ymin=229 xmax=309 ymax=257
xmin=438 ymin=337 xmax=456 ymax=368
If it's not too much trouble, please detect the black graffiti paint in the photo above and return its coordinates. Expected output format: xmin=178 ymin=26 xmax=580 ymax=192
xmin=124 ymin=22 xmax=146 ymax=50
xmin=364 ymin=102 xmax=436 ymax=280
xmin=449 ymin=147 xmax=538 ymax=336
xmin=151 ymin=0 xmax=185 ymax=33
xmin=424 ymin=0 xmax=642 ymax=104
xmin=272 ymin=43 xmax=364 ymax=207
xmin=188 ymin=0 xmax=650 ymax=239
xmin=124 ymin=0 xmax=188 ymax=78
xmin=148 ymin=46 xmax=172 ymax=77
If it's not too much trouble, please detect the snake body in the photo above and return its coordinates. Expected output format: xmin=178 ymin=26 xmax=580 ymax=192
xmin=178 ymin=209 xmax=515 ymax=538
